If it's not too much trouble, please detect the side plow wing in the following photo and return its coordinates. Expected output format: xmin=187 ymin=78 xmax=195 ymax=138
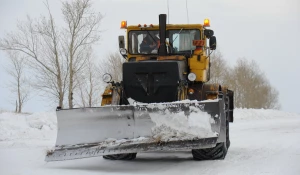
xmin=46 ymin=99 xmax=225 ymax=161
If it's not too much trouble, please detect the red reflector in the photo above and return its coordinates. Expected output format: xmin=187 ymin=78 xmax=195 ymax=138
xmin=192 ymin=40 xmax=205 ymax=47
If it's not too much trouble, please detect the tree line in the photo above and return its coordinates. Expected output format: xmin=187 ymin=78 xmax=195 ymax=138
xmin=209 ymin=51 xmax=280 ymax=109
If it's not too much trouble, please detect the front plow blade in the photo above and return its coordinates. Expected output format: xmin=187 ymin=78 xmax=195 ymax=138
xmin=46 ymin=99 xmax=224 ymax=162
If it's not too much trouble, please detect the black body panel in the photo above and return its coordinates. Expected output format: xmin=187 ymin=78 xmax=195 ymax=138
xmin=123 ymin=61 xmax=185 ymax=103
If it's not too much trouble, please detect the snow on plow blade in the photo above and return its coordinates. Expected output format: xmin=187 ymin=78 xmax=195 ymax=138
xmin=46 ymin=99 xmax=224 ymax=161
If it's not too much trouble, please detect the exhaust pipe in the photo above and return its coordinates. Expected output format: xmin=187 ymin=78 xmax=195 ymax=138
xmin=158 ymin=14 xmax=167 ymax=56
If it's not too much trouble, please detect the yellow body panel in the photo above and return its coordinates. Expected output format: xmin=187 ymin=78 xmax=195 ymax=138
xmin=188 ymin=55 xmax=209 ymax=81
xmin=101 ymin=87 xmax=112 ymax=106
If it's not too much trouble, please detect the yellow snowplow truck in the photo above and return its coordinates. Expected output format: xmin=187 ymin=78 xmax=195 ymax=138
xmin=46 ymin=14 xmax=234 ymax=162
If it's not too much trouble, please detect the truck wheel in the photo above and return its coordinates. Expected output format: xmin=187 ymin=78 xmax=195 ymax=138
xmin=192 ymin=94 xmax=230 ymax=160
xmin=103 ymin=153 xmax=137 ymax=160
xmin=191 ymin=120 xmax=229 ymax=160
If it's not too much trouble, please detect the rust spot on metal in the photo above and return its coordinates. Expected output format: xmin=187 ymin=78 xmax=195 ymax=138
xmin=46 ymin=150 xmax=54 ymax=156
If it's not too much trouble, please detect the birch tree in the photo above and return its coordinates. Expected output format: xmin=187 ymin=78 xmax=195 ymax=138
xmin=100 ymin=52 xmax=124 ymax=82
xmin=75 ymin=52 xmax=102 ymax=107
xmin=0 ymin=0 xmax=103 ymax=109
xmin=5 ymin=52 xmax=30 ymax=113
xmin=61 ymin=0 xmax=102 ymax=108
xmin=0 ymin=2 xmax=67 ymax=108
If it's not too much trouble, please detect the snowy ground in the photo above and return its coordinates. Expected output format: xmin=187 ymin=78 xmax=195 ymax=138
xmin=0 ymin=109 xmax=300 ymax=175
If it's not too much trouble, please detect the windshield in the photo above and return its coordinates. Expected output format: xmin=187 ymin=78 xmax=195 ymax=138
xmin=169 ymin=29 xmax=200 ymax=54
xmin=128 ymin=29 xmax=200 ymax=55
xmin=128 ymin=30 xmax=160 ymax=54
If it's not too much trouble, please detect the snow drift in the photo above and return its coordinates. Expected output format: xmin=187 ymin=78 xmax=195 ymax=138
xmin=0 ymin=111 xmax=56 ymax=142
xmin=234 ymin=108 xmax=299 ymax=120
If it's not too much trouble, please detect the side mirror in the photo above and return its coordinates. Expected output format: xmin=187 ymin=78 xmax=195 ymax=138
xmin=118 ymin=35 xmax=125 ymax=49
xmin=209 ymin=36 xmax=217 ymax=50
xmin=204 ymin=29 xmax=214 ymax=38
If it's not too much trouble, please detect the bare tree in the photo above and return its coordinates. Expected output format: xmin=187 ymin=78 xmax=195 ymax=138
xmin=76 ymin=51 xmax=124 ymax=107
xmin=73 ymin=50 xmax=103 ymax=107
xmin=230 ymin=58 xmax=280 ymax=109
xmin=61 ymin=0 xmax=103 ymax=108
xmin=34 ymin=1 xmax=69 ymax=108
xmin=266 ymin=86 xmax=281 ymax=109
xmin=209 ymin=50 xmax=231 ymax=85
xmin=0 ymin=0 xmax=103 ymax=109
xmin=209 ymin=50 xmax=280 ymax=109
xmin=5 ymin=52 xmax=30 ymax=113
xmin=100 ymin=52 xmax=124 ymax=82
xmin=0 ymin=2 xmax=67 ymax=108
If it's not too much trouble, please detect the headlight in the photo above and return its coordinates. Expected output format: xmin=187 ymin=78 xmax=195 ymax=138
xmin=120 ymin=48 xmax=127 ymax=55
xmin=188 ymin=88 xmax=194 ymax=94
xmin=188 ymin=73 xmax=196 ymax=81
xmin=102 ymin=73 xmax=112 ymax=83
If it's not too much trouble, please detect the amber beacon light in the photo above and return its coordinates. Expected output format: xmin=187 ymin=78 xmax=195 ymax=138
xmin=121 ymin=21 xmax=127 ymax=29
xmin=203 ymin=19 xmax=210 ymax=27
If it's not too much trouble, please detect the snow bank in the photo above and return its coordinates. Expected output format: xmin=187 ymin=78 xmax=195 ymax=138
xmin=234 ymin=108 xmax=300 ymax=120
xmin=0 ymin=111 xmax=56 ymax=141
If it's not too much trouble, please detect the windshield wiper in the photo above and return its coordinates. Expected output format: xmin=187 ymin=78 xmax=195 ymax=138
xmin=145 ymin=30 xmax=157 ymax=44
xmin=169 ymin=28 xmax=183 ymax=53
xmin=172 ymin=28 xmax=183 ymax=44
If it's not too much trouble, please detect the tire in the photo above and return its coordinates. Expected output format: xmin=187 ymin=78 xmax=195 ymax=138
xmin=192 ymin=121 xmax=229 ymax=160
xmin=192 ymin=94 xmax=230 ymax=161
xmin=103 ymin=153 xmax=137 ymax=160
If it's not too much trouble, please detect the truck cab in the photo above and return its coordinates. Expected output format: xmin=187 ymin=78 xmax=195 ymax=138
xmin=116 ymin=15 xmax=217 ymax=104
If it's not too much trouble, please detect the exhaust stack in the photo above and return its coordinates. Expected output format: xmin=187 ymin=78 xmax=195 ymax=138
xmin=158 ymin=14 xmax=167 ymax=56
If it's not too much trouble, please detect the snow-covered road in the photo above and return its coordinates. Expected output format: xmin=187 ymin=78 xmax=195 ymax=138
xmin=1 ymin=109 xmax=300 ymax=175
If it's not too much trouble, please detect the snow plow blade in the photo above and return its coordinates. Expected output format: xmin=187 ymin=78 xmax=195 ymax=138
xmin=46 ymin=99 xmax=225 ymax=161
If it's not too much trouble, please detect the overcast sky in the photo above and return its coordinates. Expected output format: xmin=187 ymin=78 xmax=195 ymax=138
xmin=0 ymin=0 xmax=299 ymax=113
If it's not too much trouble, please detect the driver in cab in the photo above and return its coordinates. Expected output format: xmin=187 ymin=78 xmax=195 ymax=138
xmin=140 ymin=35 xmax=160 ymax=54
